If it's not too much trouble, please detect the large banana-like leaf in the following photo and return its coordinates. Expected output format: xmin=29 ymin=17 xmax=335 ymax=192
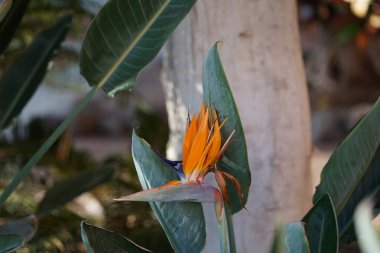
xmin=80 ymin=0 xmax=196 ymax=96
xmin=313 ymin=98 xmax=380 ymax=241
xmin=0 ymin=0 xmax=29 ymax=55
xmin=302 ymin=194 xmax=338 ymax=253
xmin=36 ymin=166 xmax=116 ymax=217
xmin=131 ymin=132 xmax=206 ymax=253
xmin=203 ymin=43 xmax=251 ymax=213
xmin=81 ymin=221 xmax=151 ymax=253
xmin=0 ymin=14 xmax=72 ymax=130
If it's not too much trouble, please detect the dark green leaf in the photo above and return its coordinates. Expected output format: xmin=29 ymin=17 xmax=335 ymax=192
xmin=0 ymin=0 xmax=29 ymax=54
xmin=81 ymin=221 xmax=151 ymax=253
xmin=36 ymin=166 xmax=116 ymax=217
xmin=131 ymin=131 xmax=206 ymax=253
xmin=0 ymin=234 xmax=22 ymax=253
xmin=0 ymin=13 xmax=72 ymax=130
xmin=303 ymin=194 xmax=338 ymax=253
xmin=80 ymin=0 xmax=196 ymax=96
xmin=284 ymin=223 xmax=311 ymax=253
xmin=354 ymin=198 xmax=380 ymax=253
xmin=313 ymin=98 xmax=380 ymax=241
xmin=203 ymin=43 xmax=251 ymax=213
xmin=0 ymin=215 xmax=37 ymax=248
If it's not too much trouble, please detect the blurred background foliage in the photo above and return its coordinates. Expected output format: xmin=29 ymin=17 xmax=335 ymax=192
xmin=0 ymin=0 xmax=380 ymax=252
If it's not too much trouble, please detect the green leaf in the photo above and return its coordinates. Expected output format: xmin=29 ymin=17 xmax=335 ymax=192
xmin=203 ymin=43 xmax=251 ymax=213
xmin=313 ymin=98 xmax=380 ymax=241
xmin=0 ymin=0 xmax=29 ymax=54
xmin=80 ymin=0 xmax=196 ymax=96
xmin=284 ymin=223 xmax=311 ymax=253
xmin=131 ymin=131 xmax=206 ymax=253
xmin=271 ymin=223 xmax=286 ymax=253
xmin=302 ymin=194 xmax=338 ymax=253
xmin=81 ymin=221 xmax=151 ymax=253
xmin=354 ymin=198 xmax=380 ymax=253
xmin=36 ymin=166 xmax=116 ymax=217
xmin=0 ymin=216 xmax=37 ymax=249
xmin=0 ymin=13 xmax=72 ymax=130
xmin=0 ymin=234 xmax=22 ymax=253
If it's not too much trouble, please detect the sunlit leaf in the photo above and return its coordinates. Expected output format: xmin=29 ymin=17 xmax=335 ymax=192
xmin=37 ymin=166 xmax=116 ymax=217
xmin=354 ymin=198 xmax=380 ymax=253
xmin=313 ymin=98 xmax=380 ymax=241
xmin=303 ymin=194 xmax=338 ymax=253
xmin=0 ymin=13 xmax=72 ymax=130
xmin=203 ymin=43 xmax=251 ymax=213
xmin=81 ymin=221 xmax=151 ymax=253
xmin=80 ymin=0 xmax=196 ymax=96
xmin=131 ymin=131 xmax=206 ymax=253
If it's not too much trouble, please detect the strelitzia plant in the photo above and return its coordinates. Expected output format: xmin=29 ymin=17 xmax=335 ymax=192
xmin=113 ymin=44 xmax=251 ymax=253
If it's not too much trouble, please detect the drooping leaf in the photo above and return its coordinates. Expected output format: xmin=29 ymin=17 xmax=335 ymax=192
xmin=0 ymin=234 xmax=22 ymax=253
xmin=203 ymin=43 xmax=251 ymax=213
xmin=131 ymin=132 xmax=206 ymax=253
xmin=313 ymin=98 xmax=380 ymax=241
xmin=80 ymin=0 xmax=196 ymax=96
xmin=81 ymin=221 xmax=151 ymax=253
xmin=0 ymin=13 xmax=72 ymax=130
xmin=0 ymin=215 xmax=37 ymax=249
xmin=302 ymin=194 xmax=338 ymax=253
xmin=284 ymin=223 xmax=311 ymax=253
xmin=354 ymin=198 xmax=380 ymax=253
xmin=0 ymin=0 xmax=29 ymax=55
xmin=36 ymin=166 xmax=116 ymax=217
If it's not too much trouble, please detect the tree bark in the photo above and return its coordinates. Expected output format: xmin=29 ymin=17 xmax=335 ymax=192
xmin=161 ymin=0 xmax=312 ymax=252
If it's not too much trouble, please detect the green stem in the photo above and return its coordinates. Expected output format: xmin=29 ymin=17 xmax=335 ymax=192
xmin=0 ymin=87 xmax=97 ymax=205
xmin=225 ymin=206 xmax=236 ymax=253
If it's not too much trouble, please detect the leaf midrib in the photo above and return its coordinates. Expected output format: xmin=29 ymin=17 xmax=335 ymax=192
xmin=95 ymin=0 xmax=170 ymax=91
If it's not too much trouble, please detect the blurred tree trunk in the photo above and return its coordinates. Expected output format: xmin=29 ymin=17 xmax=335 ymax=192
xmin=161 ymin=0 xmax=312 ymax=252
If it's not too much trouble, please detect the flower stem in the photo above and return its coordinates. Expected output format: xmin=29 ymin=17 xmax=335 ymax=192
xmin=225 ymin=206 xmax=237 ymax=253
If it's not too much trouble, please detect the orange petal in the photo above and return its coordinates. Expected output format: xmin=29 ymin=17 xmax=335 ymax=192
xmin=204 ymin=116 xmax=222 ymax=168
xmin=183 ymin=113 xmax=197 ymax=168
xmin=163 ymin=180 xmax=182 ymax=186
xmin=184 ymin=109 xmax=209 ymax=178
xmin=197 ymin=102 xmax=207 ymax=129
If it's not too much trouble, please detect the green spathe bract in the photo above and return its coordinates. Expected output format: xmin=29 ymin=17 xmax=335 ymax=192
xmin=80 ymin=0 xmax=197 ymax=96
xmin=203 ymin=43 xmax=251 ymax=213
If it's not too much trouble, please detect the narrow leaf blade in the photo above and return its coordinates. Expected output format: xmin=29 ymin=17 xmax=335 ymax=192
xmin=0 ymin=13 xmax=72 ymax=130
xmin=37 ymin=166 xmax=116 ymax=217
xmin=81 ymin=221 xmax=151 ymax=253
xmin=131 ymin=131 xmax=206 ymax=253
xmin=203 ymin=43 xmax=251 ymax=213
xmin=0 ymin=0 xmax=30 ymax=54
xmin=80 ymin=0 xmax=196 ymax=96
